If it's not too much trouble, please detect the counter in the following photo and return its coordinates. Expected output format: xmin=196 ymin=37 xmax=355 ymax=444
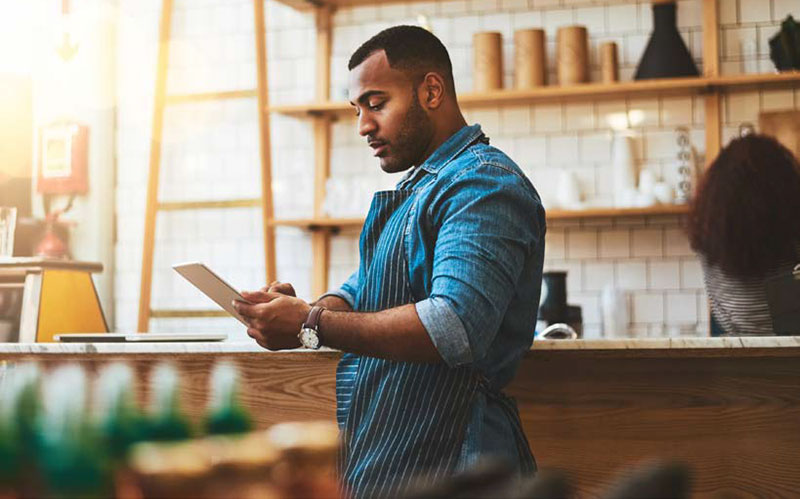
xmin=2 ymin=337 xmax=799 ymax=497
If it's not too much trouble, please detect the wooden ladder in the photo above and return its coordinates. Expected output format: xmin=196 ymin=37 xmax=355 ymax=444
xmin=137 ymin=0 xmax=276 ymax=332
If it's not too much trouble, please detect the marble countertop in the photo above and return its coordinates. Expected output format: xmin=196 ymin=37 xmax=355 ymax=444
xmin=0 ymin=336 xmax=798 ymax=355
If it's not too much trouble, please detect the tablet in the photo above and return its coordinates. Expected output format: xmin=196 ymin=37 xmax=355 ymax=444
xmin=172 ymin=262 xmax=252 ymax=326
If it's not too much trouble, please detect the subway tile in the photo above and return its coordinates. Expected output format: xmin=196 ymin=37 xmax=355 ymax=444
xmin=533 ymin=104 xmax=563 ymax=132
xmin=483 ymin=13 xmax=514 ymax=38
xmin=570 ymin=292 xmax=601 ymax=325
xmin=545 ymin=229 xmax=566 ymax=259
xmin=500 ymin=0 xmax=529 ymax=12
xmin=773 ymin=0 xmax=800 ymax=21
xmin=664 ymin=227 xmax=694 ymax=256
xmin=512 ymin=10 xmax=543 ymax=30
xmin=628 ymin=324 xmax=649 ymax=338
xmin=632 ymin=228 xmax=663 ymax=257
xmin=681 ymin=259 xmax=705 ymax=289
xmin=599 ymin=229 xmax=630 ymax=258
xmin=564 ymin=103 xmax=596 ymax=131
xmin=698 ymin=293 xmax=710 ymax=322
xmin=740 ymin=0 xmax=773 ymax=23
xmin=660 ymin=96 xmax=694 ymax=127
xmin=608 ymin=4 xmax=638 ymax=34
xmin=632 ymin=293 xmax=664 ymax=323
xmin=500 ymin=106 xmax=532 ymax=134
xmin=542 ymin=9 xmax=575 ymax=36
xmin=760 ymin=89 xmax=795 ymax=112
xmin=623 ymin=33 xmax=649 ymax=66
xmin=666 ymin=292 xmax=698 ymax=324
xmin=575 ymin=6 xmax=606 ymax=35
xmin=719 ymin=0 xmax=738 ymax=24
xmin=469 ymin=0 xmax=500 ymax=13
xmin=676 ymin=0 xmax=702 ymax=29
xmin=515 ymin=136 xmax=548 ymax=166
xmin=579 ymin=132 xmax=612 ymax=163
xmin=726 ymin=92 xmax=760 ymax=124
xmin=567 ymin=230 xmax=598 ymax=259
xmin=644 ymin=130 xmax=679 ymax=161
xmin=548 ymin=135 xmax=580 ymax=165
xmin=724 ymin=26 xmax=758 ymax=59
xmin=629 ymin=98 xmax=660 ymax=127
xmin=470 ymin=108 xmax=502 ymax=135
xmin=440 ymin=0 xmax=469 ymax=15
xmin=563 ymin=260 xmax=583 ymax=294
xmin=648 ymin=260 xmax=681 ymax=290
xmin=584 ymin=261 xmax=615 ymax=292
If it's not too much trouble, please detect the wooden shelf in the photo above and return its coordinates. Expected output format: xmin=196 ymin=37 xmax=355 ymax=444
xmin=268 ymin=72 xmax=800 ymax=117
xmin=270 ymin=205 xmax=688 ymax=231
xmin=270 ymin=217 xmax=365 ymax=230
xmin=275 ymin=0 xmax=648 ymax=11
xmin=546 ymin=204 xmax=689 ymax=219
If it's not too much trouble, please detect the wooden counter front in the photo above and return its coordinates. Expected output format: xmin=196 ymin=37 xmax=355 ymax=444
xmin=2 ymin=337 xmax=799 ymax=497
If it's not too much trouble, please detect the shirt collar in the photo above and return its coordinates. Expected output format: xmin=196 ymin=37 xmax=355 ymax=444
xmin=419 ymin=124 xmax=484 ymax=174
xmin=397 ymin=124 xmax=485 ymax=189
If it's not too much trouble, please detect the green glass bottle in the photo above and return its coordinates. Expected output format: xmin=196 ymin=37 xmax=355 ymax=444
xmin=204 ymin=361 xmax=252 ymax=435
xmin=145 ymin=363 xmax=192 ymax=441
xmin=0 ymin=362 xmax=41 ymax=496
xmin=94 ymin=362 xmax=147 ymax=462
xmin=38 ymin=364 xmax=112 ymax=499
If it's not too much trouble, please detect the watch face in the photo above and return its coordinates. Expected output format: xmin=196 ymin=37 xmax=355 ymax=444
xmin=300 ymin=328 xmax=320 ymax=349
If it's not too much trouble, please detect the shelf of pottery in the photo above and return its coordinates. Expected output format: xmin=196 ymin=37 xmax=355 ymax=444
xmin=268 ymin=0 xmax=800 ymax=295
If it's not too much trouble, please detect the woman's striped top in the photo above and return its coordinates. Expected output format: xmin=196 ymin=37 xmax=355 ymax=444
xmin=701 ymin=246 xmax=799 ymax=336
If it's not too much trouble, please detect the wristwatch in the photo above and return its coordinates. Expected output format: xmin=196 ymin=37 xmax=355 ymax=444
xmin=298 ymin=305 xmax=325 ymax=349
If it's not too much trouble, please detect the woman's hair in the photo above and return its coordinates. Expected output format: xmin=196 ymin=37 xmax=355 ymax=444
xmin=688 ymin=134 xmax=800 ymax=278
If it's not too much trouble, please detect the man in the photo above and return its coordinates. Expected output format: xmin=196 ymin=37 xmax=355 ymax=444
xmin=234 ymin=25 xmax=545 ymax=498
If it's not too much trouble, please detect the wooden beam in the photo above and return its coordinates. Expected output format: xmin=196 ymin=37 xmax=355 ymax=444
xmin=138 ymin=0 xmax=174 ymax=333
xmin=165 ymin=89 xmax=258 ymax=105
xmin=311 ymin=6 xmax=334 ymax=299
xmin=704 ymin=93 xmax=722 ymax=166
xmin=702 ymin=0 xmax=719 ymax=79
xmin=254 ymin=0 xmax=277 ymax=283
xmin=702 ymin=0 xmax=722 ymax=167
xmin=157 ymin=199 xmax=261 ymax=211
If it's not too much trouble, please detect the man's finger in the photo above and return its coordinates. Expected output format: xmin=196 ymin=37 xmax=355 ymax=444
xmin=234 ymin=300 xmax=267 ymax=318
xmin=268 ymin=282 xmax=296 ymax=296
xmin=239 ymin=290 xmax=283 ymax=303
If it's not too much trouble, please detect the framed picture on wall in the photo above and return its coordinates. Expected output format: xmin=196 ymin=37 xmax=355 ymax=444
xmin=38 ymin=122 xmax=88 ymax=195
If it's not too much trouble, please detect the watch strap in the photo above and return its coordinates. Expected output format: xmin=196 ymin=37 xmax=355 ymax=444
xmin=302 ymin=305 xmax=325 ymax=331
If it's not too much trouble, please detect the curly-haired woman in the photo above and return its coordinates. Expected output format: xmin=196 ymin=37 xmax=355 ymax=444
xmin=688 ymin=134 xmax=800 ymax=336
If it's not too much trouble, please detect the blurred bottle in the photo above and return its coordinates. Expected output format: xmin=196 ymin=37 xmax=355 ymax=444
xmin=38 ymin=364 xmax=112 ymax=498
xmin=0 ymin=363 xmax=42 ymax=497
xmin=204 ymin=361 xmax=252 ymax=436
xmin=146 ymin=363 xmax=192 ymax=442
xmin=94 ymin=363 xmax=147 ymax=461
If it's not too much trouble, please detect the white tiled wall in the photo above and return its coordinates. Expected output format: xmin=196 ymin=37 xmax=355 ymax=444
xmin=114 ymin=0 xmax=799 ymax=338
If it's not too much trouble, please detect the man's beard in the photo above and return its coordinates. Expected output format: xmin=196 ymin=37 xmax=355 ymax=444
xmin=379 ymin=90 xmax=434 ymax=173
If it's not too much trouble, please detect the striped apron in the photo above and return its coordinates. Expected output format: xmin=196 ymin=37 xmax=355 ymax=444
xmin=336 ymin=187 xmax=535 ymax=498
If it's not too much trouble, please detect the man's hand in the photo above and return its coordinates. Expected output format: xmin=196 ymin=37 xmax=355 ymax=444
xmin=259 ymin=280 xmax=296 ymax=297
xmin=235 ymin=290 xmax=311 ymax=350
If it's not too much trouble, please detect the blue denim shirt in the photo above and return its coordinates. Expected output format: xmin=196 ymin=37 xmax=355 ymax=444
xmin=325 ymin=124 xmax=545 ymax=467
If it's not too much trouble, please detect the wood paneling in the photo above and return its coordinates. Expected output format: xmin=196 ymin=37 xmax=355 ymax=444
xmin=5 ymin=347 xmax=799 ymax=497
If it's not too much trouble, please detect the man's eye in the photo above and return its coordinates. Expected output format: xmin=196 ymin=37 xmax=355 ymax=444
xmin=368 ymin=102 xmax=384 ymax=111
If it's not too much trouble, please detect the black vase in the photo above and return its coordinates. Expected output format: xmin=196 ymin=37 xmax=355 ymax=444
xmin=538 ymin=271 xmax=567 ymax=324
xmin=634 ymin=1 xmax=699 ymax=80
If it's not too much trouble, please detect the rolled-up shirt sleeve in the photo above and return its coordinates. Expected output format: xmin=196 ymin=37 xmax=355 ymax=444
xmin=318 ymin=269 xmax=360 ymax=309
xmin=415 ymin=163 xmax=544 ymax=367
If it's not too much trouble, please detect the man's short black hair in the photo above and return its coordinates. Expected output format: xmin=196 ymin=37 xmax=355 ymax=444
xmin=348 ymin=25 xmax=456 ymax=93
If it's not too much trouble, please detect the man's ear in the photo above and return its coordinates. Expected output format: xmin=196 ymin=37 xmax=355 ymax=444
xmin=420 ymin=72 xmax=446 ymax=110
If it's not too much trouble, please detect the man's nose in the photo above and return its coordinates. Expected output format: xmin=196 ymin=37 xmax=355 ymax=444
xmin=358 ymin=113 xmax=376 ymax=137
